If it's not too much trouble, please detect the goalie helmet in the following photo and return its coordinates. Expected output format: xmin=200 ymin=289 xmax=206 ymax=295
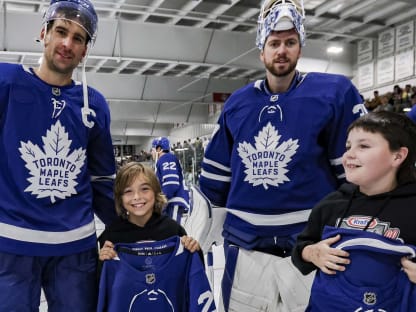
xmin=43 ymin=0 xmax=98 ymax=43
xmin=152 ymin=137 xmax=170 ymax=151
xmin=256 ymin=0 xmax=305 ymax=50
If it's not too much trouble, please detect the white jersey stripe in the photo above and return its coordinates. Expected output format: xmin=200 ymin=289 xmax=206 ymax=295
xmin=227 ymin=208 xmax=311 ymax=226
xmin=0 ymin=220 xmax=96 ymax=244
xmin=200 ymin=169 xmax=231 ymax=182
xmin=203 ymin=157 xmax=232 ymax=172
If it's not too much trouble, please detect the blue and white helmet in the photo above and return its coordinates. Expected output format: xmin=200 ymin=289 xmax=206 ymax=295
xmin=256 ymin=0 xmax=305 ymax=50
xmin=152 ymin=137 xmax=170 ymax=151
xmin=43 ymin=0 xmax=98 ymax=43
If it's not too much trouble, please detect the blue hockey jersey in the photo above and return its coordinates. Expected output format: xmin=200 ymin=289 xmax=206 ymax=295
xmin=155 ymin=152 xmax=190 ymax=211
xmin=307 ymin=226 xmax=416 ymax=311
xmin=199 ymin=72 xmax=365 ymax=249
xmin=0 ymin=63 xmax=116 ymax=256
xmin=97 ymin=236 xmax=216 ymax=311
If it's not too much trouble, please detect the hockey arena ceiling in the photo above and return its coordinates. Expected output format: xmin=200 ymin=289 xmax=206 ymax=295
xmin=1 ymin=0 xmax=415 ymax=147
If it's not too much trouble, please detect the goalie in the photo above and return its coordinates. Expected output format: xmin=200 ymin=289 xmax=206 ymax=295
xmin=199 ymin=0 xmax=366 ymax=310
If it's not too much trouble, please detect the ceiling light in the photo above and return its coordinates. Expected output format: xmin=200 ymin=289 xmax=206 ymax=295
xmin=327 ymin=46 xmax=343 ymax=54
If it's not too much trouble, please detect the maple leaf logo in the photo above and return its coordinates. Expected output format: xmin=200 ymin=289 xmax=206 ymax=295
xmin=19 ymin=120 xmax=86 ymax=203
xmin=237 ymin=122 xmax=299 ymax=190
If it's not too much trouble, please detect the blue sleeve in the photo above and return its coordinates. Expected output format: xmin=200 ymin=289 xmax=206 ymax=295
xmin=188 ymin=253 xmax=216 ymax=311
xmin=88 ymin=93 xmax=117 ymax=225
xmin=325 ymin=78 xmax=367 ymax=184
xmin=199 ymin=110 xmax=232 ymax=206
xmin=407 ymin=106 xmax=416 ymax=123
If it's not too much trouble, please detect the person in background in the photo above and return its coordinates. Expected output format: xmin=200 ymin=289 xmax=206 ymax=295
xmin=199 ymin=0 xmax=366 ymax=310
xmin=406 ymin=93 xmax=416 ymax=123
xmin=373 ymin=94 xmax=394 ymax=112
xmin=292 ymin=111 xmax=416 ymax=311
xmin=152 ymin=136 xmax=190 ymax=224
xmin=367 ymin=90 xmax=381 ymax=111
xmin=0 ymin=0 xmax=117 ymax=310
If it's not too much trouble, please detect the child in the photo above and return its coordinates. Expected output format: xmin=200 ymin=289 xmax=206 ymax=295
xmin=98 ymin=161 xmax=200 ymax=260
xmin=292 ymin=111 xmax=416 ymax=311
xmin=97 ymin=162 xmax=215 ymax=311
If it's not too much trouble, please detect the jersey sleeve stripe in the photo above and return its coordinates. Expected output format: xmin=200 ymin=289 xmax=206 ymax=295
xmin=200 ymin=170 xmax=231 ymax=182
xmin=203 ymin=157 xmax=231 ymax=172
xmin=91 ymin=174 xmax=116 ymax=181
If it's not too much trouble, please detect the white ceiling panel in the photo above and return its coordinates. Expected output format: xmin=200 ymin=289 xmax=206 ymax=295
xmin=1 ymin=0 xmax=415 ymax=148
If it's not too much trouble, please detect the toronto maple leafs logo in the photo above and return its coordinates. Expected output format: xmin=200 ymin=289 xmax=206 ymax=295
xmin=237 ymin=122 xmax=299 ymax=189
xmin=19 ymin=120 xmax=86 ymax=203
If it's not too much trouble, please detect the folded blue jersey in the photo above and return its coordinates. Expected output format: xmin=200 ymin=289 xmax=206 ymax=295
xmin=307 ymin=226 xmax=416 ymax=312
xmin=97 ymin=236 xmax=216 ymax=312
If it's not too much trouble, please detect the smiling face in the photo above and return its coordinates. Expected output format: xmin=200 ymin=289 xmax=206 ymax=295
xmin=260 ymin=29 xmax=301 ymax=78
xmin=41 ymin=19 xmax=87 ymax=77
xmin=121 ymin=173 xmax=155 ymax=227
xmin=342 ymin=128 xmax=405 ymax=195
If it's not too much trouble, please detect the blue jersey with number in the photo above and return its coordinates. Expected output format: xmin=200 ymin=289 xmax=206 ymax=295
xmin=155 ymin=152 xmax=190 ymax=211
xmin=97 ymin=236 xmax=216 ymax=311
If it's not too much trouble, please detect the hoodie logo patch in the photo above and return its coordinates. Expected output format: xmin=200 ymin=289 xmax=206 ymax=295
xmin=340 ymin=216 xmax=401 ymax=240
xmin=237 ymin=122 xmax=299 ymax=190
xmin=19 ymin=120 xmax=86 ymax=203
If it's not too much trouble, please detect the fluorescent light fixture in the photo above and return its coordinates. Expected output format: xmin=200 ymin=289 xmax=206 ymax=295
xmin=327 ymin=46 xmax=343 ymax=54
xmin=403 ymin=108 xmax=411 ymax=112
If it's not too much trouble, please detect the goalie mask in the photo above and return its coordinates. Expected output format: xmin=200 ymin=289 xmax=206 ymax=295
xmin=256 ymin=0 xmax=305 ymax=50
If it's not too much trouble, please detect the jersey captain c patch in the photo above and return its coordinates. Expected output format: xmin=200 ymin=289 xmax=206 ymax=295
xmin=237 ymin=122 xmax=299 ymax=190
xmin=19 ymin=120 xmax=86 ymax=203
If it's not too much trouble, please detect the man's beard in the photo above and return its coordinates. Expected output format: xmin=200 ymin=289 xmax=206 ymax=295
xmin=264 ymin=58 xmax=298 ymax=77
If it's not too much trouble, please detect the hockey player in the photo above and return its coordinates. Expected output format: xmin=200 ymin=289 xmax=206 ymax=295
xmin=152 ymin=137 xmax=190 ymax=225
xmin=292 ymin=111 xmax=416 ymax=311
xmin=199 ymin=0 xmax=366 ymax=310
xmin=0 ymin=0 xmax=117 ymax=310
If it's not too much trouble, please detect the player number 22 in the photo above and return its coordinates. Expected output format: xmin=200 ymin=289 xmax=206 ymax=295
xmin=162 ymin=162 xmax=176 ymax=171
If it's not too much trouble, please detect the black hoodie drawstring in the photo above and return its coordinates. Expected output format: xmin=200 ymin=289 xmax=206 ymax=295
xmin=363 ymin=196 xmax=392 ymax=231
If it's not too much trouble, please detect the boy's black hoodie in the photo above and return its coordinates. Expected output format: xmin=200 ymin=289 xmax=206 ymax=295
xmin=292 ymin=182 xmax=416 ymax=275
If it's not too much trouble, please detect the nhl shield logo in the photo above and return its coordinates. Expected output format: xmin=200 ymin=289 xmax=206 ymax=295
xmin=145 ymin=273 xmax=156 ymax=285
xmin=52 ymin=87 xmax=61 ymax=96
xmin=363 ymin=292 xmax=376 ymax=305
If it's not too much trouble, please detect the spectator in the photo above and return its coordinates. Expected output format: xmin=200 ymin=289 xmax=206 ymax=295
xmin=406 ymin=93 xmax=416 ymax=123
xmin=392 ymin=84 xmax=404 ymax=113
xmin=373 ymin=95 xmax=394 ymax=112
xmin=367 ymin=90 xmax=381 ymax=111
